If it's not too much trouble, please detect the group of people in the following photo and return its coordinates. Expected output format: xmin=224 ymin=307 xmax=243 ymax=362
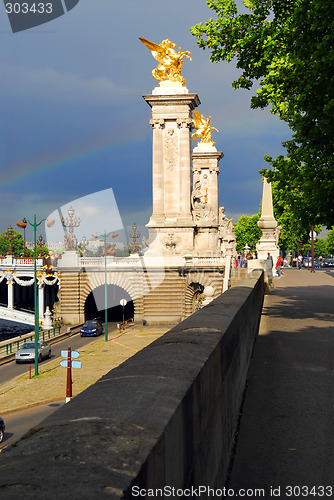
xmin=267 ymin=252 xmax=304 ymax=277
xmin=235 ymin=251 xmax=305 ymax=276
xmin=235 ymin=251 xmax=257 ymax=268
xmin=267 ymin=253 xmax=284 ymax=277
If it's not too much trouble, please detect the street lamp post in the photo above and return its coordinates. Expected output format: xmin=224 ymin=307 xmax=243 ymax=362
xmin=92 ymin=231 xmax=113 ymax=341
xmin=25 ymin=215 xmax=54 ymax=376
xmin=4 ymin=225 xmax=17 ymax=256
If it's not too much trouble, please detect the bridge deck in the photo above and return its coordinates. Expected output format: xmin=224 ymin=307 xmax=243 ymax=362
xmin=0 ymin=306 xmax=35 ymax=325
xmin=228 ymin=268 xmax=334 ymax=495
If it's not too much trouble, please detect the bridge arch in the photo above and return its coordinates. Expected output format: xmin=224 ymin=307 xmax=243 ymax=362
xmin=184 ymin=271 xmax=219 ymax=316
xmin=85 ymin=284 xmax=134 ymax=322
xmin=80 ymin=271 xmax=141 ymax=323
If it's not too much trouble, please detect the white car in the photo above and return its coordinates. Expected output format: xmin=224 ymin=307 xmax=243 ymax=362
xmin=15 ymin=341 xmax=51 ymax=364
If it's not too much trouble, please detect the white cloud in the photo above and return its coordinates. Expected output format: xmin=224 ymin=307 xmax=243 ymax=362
xmin=78 ymin=204 xmax=101 ymax=217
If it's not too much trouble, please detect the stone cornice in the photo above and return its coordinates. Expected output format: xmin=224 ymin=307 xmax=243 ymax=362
xmin=143 ymin=93 xmax=201 ymax=110
xmin=192 ymin=151 xmax=224 ymax=161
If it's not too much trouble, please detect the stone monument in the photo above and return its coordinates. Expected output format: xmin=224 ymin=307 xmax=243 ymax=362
xmin=55 ymin=38 xmax=237 ymax=325
xmin=140 ymin=37 xmax=232 ymax=258
xmin=256 ymin=178 xmax=281 ymax=267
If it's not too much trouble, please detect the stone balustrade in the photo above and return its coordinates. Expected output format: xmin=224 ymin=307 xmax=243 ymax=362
xmin=0 ymin=257 xmax=44 ymax=271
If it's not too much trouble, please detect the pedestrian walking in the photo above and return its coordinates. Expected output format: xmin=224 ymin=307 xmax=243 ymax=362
xmin=298 ymin=253 xmax=303 ymax=270
xmin=275 ymin=255 xmax=282 ymax=277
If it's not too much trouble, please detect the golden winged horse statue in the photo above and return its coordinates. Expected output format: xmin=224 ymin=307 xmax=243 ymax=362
xmin=139 ymin=37 xmax=192 ymax=85
xmin=192 ymin=110 xmax=219 ymax=145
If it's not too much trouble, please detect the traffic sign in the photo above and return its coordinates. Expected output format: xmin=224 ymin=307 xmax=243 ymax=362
xmin=60 ymin=360 xmax=82 ymax=369
xmin=61 ymin=350 xmax=80 ymax=359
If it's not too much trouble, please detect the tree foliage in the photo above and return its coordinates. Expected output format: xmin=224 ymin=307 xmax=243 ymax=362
xmin=270 ymin=178 xmax=317 ymax=255
xmin=234 ymin=214 xmax=261 ymax=252
xmin=326 ymin=229 xmax=334 ymax=255
xmin=191 ymin=0 xmax=334 ymax=227
xmin=313 ymin=238 xmax=328 ymax=258
xmin=0 ymin=230 xmax=51 ymax=258
xmin=0 ymin=230 xmax=27 ymax=257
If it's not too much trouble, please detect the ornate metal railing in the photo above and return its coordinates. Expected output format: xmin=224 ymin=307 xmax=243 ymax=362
xmin=0 ymin=326 xmax=61 ymax=359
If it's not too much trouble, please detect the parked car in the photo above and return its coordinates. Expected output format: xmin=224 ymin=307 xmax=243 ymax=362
xmin=303 ymin=257 xmax=321 ymax=269
xmin=15 ymin=341 xmax=51 ymax=364
xmin=80 ymin=319 xmax=103 ymax=337
xmin=324 ymin=258 xmax=334 ymax=267
xmin=0 ymin=416 xmax=5 ymax=443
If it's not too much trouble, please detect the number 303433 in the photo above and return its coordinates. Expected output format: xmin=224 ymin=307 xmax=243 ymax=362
xmin=5 ymin=3 xmax=53 ymax=14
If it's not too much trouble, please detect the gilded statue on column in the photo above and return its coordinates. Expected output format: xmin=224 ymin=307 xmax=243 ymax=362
xmin=192 ymin=110 xmax=219 ymax=145
xmin=139 ymin=37 xmax=192 ymax=85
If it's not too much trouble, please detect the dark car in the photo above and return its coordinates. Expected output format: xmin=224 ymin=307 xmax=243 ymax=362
xmin=324 ymin=258 xmax=334 ymax=267
xmin=80 ymin=320 xmax=103 ymax=337
xmin=0 ymin=417 xmax=5 ymax=443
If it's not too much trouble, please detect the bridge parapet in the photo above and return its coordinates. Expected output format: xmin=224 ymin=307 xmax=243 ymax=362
xmin=79 ymin=254 xmax=227 ymax=269
xmin=0 ymin=270 xmax=264 ymax=498
xmin=0 ymin=257 xmax=45 ymax=275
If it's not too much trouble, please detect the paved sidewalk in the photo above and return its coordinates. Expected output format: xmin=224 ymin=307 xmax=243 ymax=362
xmin=228 ymin=269 xmax=334 ymax=498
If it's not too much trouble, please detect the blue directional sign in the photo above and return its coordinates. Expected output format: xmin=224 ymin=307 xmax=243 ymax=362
xmin=60 ymin=360 xmax=82 ymax=369
xmin=61 ymin=350 xmax=80 ymax=359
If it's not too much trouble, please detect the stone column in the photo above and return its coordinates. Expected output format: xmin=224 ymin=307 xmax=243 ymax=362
xmin=143 ymin=87 xmax=200 ymax=226
xmin=192 ymin=144 xmax=223 ymax=224
xmin=7 ymin=278 xmax=14 ymax=310
xmin=191 ymin=143 xmax=223 ymax=255
xmin=149 ymin=118 xmax=165 ymax=224
xmin=176 ymin=117 xmax=193 ymax=223
xmin=39 ymin=283 xmax=44 ymax=323
xmin=143 ymin=84 xmax=200 ymax=256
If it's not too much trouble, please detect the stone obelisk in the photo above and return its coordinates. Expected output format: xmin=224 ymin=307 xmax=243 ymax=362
xmin=256 ymin=178 xmax=281 ymax=265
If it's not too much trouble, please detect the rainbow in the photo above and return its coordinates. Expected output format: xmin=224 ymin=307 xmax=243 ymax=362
xmin=1 ymin=129 xmax=150 ymax=188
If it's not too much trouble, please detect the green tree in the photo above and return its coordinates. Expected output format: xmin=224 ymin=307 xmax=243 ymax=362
xmin=0 ymin=230 xmax=30 ymax=257
xmin=234 ymin=214 xmax=261 ymax=252
xmin=270 ymin=179 xmax=312 ymax=255
xmin=313 ymin=238 xmax=328 ymax=258
xmin=191 ymin=0 xmax=334 ymax=227
xmin=326 ymin=228 xmax=334 ymax=256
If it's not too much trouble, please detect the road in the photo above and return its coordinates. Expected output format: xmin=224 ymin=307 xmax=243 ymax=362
xmin=0 ymin=322 xmax=118 ymax=385
xmin=0 ymin=401 xmax=65 ymax=451
xmin=319 ymin=267 xmax=334 ymax=277
xmin=0 ymin=322 xmax=119 ymax=450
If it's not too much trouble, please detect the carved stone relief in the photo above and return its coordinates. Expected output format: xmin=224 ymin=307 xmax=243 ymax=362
xmin=164 ymin=128 xmax=178 ymax=170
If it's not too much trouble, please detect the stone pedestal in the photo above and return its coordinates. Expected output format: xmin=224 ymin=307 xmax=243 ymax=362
xmin=58 ymin=251 xmax=81 ymax=268
xmin=43 ymin=306 xmax=53 ymax=330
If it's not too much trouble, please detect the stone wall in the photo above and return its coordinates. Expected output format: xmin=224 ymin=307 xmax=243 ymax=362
xmin=0 ymin=270 xmax=264 ymax=499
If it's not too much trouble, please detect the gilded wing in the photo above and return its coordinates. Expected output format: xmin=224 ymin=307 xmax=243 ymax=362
xmin=139 ymin=37 xmax=166 ymax=63
xmin=193 ymin=110 xmax=205 ymax=129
